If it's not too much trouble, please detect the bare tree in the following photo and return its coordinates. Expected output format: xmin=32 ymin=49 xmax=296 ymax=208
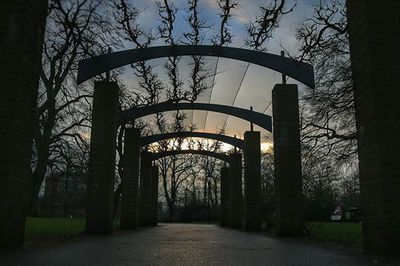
xmin=112 ymin=0 xmax=164 ymax=216
xmin=184 ymin=0 xmax=212 ymax=103
xmin=260 ymin=152 xmax=274 ymax=225
xmin=31 ymin=0 xmax=115 ymax=214
xmin=42 ymin=139 xmax=89 ymax=217
xmin=151 ymin=0 xmax=216 ymax=219
xmin=296 ymin=0 xmax=357 ymax=164
xmin=301 ymin=149 xmax=340 ymax=221
xmin=245 ymin=0 xmax=296 ymax=51
xmin=114 ymin=0 xmax=161 ymax=106
xmin=212 ymin=0 xmax=238 ymax=46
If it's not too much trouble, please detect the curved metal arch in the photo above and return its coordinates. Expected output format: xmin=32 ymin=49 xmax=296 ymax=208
xmin=121 ymin=101 xmax=272 ymax=132
xmin=141 ymin=131 xmax=244 ymax=149
xmin=151 ymin=150 xmax=229 ymax=163
xmin=77 ymin=45 xmax=315 ymax=88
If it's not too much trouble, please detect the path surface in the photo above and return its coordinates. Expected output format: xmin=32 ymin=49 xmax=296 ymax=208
xmin=0 ymin=223 xmax=382 ymax=265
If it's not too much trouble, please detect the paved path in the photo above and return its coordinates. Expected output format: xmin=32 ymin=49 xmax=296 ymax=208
xmin=0 ymin=223 xmax=387 ymax=265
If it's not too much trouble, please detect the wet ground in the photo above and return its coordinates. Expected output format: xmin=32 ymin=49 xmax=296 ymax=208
xmin=0 ymin=223 xmax=393 ymax=265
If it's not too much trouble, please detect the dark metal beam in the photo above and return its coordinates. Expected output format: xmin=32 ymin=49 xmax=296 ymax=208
xmin=151 ymin=150 xmax=229 ymax=163
xmin=77 ymin=45 xmax=315 ymax=88
xmin=120 ymin=101 xmax=272 ymax=132
xmin=141 ymin=131 xmax=244 ymax=149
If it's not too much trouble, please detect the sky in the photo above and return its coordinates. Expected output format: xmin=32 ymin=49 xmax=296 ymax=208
xmin=117 ymin=0 xmax=319 ymax=149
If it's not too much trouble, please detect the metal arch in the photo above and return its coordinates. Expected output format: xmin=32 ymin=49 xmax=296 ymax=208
xmin=151 ymin=150 xmax=229 ymax=163
xmin=120 ymin=101 xmax=272 ymax=132
xmin=77 ymin=45 xmax=315 ymax=88
xmin=141 ymin=131 xmax=244 ymax=149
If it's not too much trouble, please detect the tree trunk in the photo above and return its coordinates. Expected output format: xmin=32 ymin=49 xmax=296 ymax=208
xmin=192 ymin=177 xmax=197 ymax=205
xmin=203 ymin=177 xmax=207 ymax=205
xmin=213 ymin=179 xmax=218 ymax=206
xmin=113 ymin=184 xmax=121 ymax=219
xmin=168 ymin=186 xmax=177 ymax=220
xmin=30 ymin=127 xmax=52 ymax=216
xmin=63 ymin=164 xmax=70 ymax=217
xmin=29 ymin=171 xmax=46 ymax=216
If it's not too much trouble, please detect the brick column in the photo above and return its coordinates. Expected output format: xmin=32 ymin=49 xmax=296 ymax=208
xmin=139 ymin=151 xmax=153 ymax=227
xmin=244 ymin=131 xmax=262 ymax=231
xmin=347 ymin=0 xmax=400 ymax=257
xmin=85 ymin=81 xmax=119 ymax=234
xmin=229 ymin=152 xmax=242 ymax=228
xmin=151 ymin=165 xmax=159 ymax=226
xmin=272 ymin=84 xmax=304 ymax=236
xmin=220 ymin=167 xmax=230 ymax=227
xmin=120 ymin=128 xmax=141 ymax=230
xmin=0 ymin=0 xmax=47 ymax=249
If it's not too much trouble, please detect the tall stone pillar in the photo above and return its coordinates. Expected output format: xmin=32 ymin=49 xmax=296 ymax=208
xmin=347 ymin=1 xmax=400 ymax=257
xmin=220 ymin=167 xmax=230 ymax=227
xmin=151 ymin=165 xmax=159 ymax=226
xmin=244 ymin=131 xmax=262 ymax=231
xmin=86 ymin=81 xmax=119 ymax=234
xmin=120 ymin=128 xmax=141 ymax=230
xmin=0 ymin=0 xmax=47 ymax=249
xmin=229 ymin=152 xmax=242 ymax=228
xmin=139 ymin=151 xmax=153 ymax=227
xmin=272 ymin=84 xmax=304 ymax=236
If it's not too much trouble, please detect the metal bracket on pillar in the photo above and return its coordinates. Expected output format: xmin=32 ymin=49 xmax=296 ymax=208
xmin=281 ymin=51 xmax=287 ymax=85
xmin=250 ymin=106 xmax=254 ymax=132
xmin=106 ymin=47 xmax=112 ymax=81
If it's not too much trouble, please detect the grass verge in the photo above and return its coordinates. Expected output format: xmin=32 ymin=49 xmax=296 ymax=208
xmin=25 ymin=217 xmax=85 ymax=241
xmin=25 ymin=217 xmax=121 ymax=241
xmin=306 ymin=222 xmax=362 ymax=244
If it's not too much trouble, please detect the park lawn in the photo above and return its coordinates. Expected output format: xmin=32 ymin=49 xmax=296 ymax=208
xmin=25 ymin=217 xmax=120 ymax=241
xmin=25 ymin=217 xmax=85 ymax=240
xmin=306 ymin=222 xmax=362 ymax=244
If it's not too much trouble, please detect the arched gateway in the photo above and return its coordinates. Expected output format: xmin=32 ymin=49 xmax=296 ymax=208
xmin=151 ymin=149 xmax=230 ymax=163
xmin=121 ymin=101 xmax=272 ymax=132
xmin=77 ymin=45 xmax=315 ymax=88
xmin=141 ymin=131 xmax=244 ymax=149
xmin=82 ymin=45 xmax=313 ymax=236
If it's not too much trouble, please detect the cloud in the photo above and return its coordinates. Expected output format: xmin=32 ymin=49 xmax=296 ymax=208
xmin=203 ymin=0 xmax=220 ymax=9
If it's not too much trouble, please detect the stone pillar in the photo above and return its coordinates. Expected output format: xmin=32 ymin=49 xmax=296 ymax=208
xmin=220 ymin=167 xmax=230 ymax=227
xmin=229 ymin=152 xmax=242 ymax=228
xmin=139 ymin=151 xmax=153 ymax=227
xmin=120 ymin=128 xmax=141 ymax=230
xmin=151 ymin=165 xmax=159 ymax=226
xmin=244 ymin=131 xmax=262 ymax=231
xmin=347 ymin=0 xmax=400 ymax=257
xmin=272 ymin=84 xmax=304 ymax=236
xmin=85 ymin=81 xmax=119 ymax=234
xmin=0 ymin=0 xmax=47 ymax=249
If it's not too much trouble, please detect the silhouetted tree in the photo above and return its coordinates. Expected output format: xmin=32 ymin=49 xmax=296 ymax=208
xmin=31 ymin=0 xmax=115 ymax=215
xmin=294 ymin=0 xmax=358 ymax=218
xmin=245 ymin=0 xmax=296 ymax=51
xmin=211 ymin=0 xmax=238 ymax=46
xmin=297 ymin=0 xmax=356 ymax=162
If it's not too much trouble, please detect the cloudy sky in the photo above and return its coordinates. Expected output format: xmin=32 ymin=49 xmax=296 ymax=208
xmin=118 ymin=0 xmax=319 ymax=148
